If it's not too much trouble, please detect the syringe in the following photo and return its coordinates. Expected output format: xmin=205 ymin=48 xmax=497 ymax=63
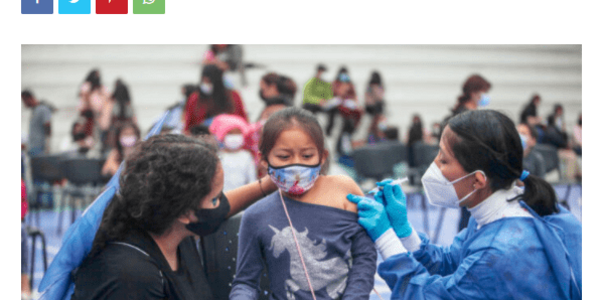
xmin=367 ymin=177 xmax=409 ymax=195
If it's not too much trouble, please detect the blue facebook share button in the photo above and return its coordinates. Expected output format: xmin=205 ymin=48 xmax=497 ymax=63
xmin=22 ymin=0 xmax=54 ymax=14
xmin=59 ymin=0 xmax=91 ymax=14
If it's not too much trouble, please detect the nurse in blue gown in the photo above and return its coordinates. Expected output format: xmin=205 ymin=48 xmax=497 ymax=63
xmin=347 ymin=110 xmax=582 ymax=300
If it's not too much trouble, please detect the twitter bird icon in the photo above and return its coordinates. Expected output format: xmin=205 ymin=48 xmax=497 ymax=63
xmin=59 ymin=0 xmax=90 ymax=14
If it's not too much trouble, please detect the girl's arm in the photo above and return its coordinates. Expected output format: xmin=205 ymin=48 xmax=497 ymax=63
xmin=229 ymin=210 xmax=264 ymax=300
xmin=224 ymin=175 xmax=276 ymax=218
xmin=343 ymin=227 xmax=378 ymax=299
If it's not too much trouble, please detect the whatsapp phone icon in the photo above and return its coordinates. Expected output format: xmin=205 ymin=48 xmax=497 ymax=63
xmin=133 ymin=0 xmax=164 ymax=14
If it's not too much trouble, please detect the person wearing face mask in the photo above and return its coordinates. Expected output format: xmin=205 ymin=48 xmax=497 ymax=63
xmin=517 ymin=122 xmax=546 ymax=178
xmin=347 ymin=110 xmax=582 ymax=300
xmin=184 ymin=65 xmax=248 ymax=132
xmin=231 ymin=107 xmax=377 ymax=300
xmin=257 ymin=72 xmax=297 ymax=121
xmin=441 ymin=74 xmax=492 ymax=232
xmin=101 ymin=122 xmax=141 ymax=177
xmin=71 ymin=134 xmax=279 ymax=300
xmin=209 ymin=114 xmax=257 ymax=192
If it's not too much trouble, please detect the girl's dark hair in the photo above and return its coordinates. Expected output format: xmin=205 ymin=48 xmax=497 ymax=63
xmin=260 ymin=107 xmax=326 ymax=166
xmin=112 ymin=79 xmax=131 ymax=121
xmin=90 ymin=134 xmax=220 ymax=257
xmin=85 ymin=69 xmax=102 ymax=91
xmin=446 ymin=110 xmax=558 ymax=216
xmin=200 ymin=64 xmax=233 ymax=117
xmin=114 ymin=121 xmax=141 ymax=162
xmin=369 ymin=71 xmax=382 ymax=86
xmin=453 ymin=74 xmax=491 ymax=114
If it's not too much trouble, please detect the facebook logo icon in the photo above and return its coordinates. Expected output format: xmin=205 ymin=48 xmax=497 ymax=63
xmin=22 ymin=0 xmax=54 ymax=14
xmin=59 ymin=0 xmax=90 ymax=14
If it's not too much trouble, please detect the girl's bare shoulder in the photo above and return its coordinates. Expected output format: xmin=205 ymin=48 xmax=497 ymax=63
xmin=319 ymin=175 xmax=362 ymax=213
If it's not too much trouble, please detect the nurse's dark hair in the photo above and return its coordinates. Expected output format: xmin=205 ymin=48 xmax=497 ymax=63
xmin=446 ymin=110 xmax=558 ymax=216
xmin=89 ymin=134 xmax=219 ymax=257
xmin=259 ymin=107 xmax=328 ymax=174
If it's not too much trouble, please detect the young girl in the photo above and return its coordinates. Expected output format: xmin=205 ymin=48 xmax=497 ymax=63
xmin=230 ymin=107 xmax=376 ymax=300
xmin=209 ymin=114 xmax=257 ymax=192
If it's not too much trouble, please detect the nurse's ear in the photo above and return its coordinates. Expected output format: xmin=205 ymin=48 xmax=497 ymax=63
xmin=473 ymin=171 xmax=488 ymax=190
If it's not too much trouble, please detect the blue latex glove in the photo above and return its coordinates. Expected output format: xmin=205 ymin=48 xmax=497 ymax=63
xmin=346 ymin=194 xmax=392 ymax=242
xmin=376 ymin=179 xmax=413 ymax=238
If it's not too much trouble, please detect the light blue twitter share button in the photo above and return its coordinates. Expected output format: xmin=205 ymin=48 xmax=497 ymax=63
xmin=59 ymin=0 xmax=90 ymax=14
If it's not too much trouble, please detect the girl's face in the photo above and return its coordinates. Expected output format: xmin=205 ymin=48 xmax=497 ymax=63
xmin=263 ymin=127 xmax=326 ymax=168
xmin=434 ymin=127 xmax=479 ymax=205
xmin=335 ymin=82 xmax=350 ymax=95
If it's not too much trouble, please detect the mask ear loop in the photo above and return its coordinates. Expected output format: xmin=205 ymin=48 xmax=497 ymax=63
xmin=277 ymin=189 xmax=384 ymax=300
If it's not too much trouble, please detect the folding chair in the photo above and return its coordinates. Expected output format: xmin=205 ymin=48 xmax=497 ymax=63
xmin=201 ymin=212 xmax=271 ymax=300
xmin=58 ymin=158 xmax=105 ymax=235
xmin=28 ymin=155 xmax=65 ymax=227
xmin=27 ymin=226 xmax=48 ymax=290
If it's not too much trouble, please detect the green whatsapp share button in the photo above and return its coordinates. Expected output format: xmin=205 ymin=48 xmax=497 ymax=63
xmin=133 ymin=0 xmax=164 ymax=14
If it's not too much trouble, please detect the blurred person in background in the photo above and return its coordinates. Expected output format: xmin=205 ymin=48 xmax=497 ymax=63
xmin=366 ymin=114 xmax=389 ymax=144
xmin=209 ymin=114 xmax=257 ymax=192
xmin=164 ymin=84 xmax=198 ymax=133
xmin=517 ymin=123 xmax=546 ymax=178
xmin=520 ymin=94 xmax=543 ymax=127
xmin=60 ymin=119 xmax=101 ymax=158
xmin=99 ymin=79 xmax=137 ymax=153
xmin=572 ymin=113 xmax=582 ymax=156
xmin=77 ymin=69 xmax=110 ymax=138
xmin=22 ymin=90 xmax=53 ymax=156
xmin=257 ymin=72 xmax=296 ymax=121
xmin=301 ymin=63 xmax=333 ymax=114
xmin=550 ymin=104 xmax=567 ymax=135
xmin=364 ymin=71 xmax=386 ymax=135
xmin=407 ymin=114 xmax=433 ymax=167
xmin=330 ymin=67 xmax=363 ymax=157
xmin=443 ymin=74 xmax=492 ymax=233
xmin=203 ymin=44 xmax=244 ymax=88
xmin=102 ymin=121 xmax=141 ymax=177
xmin=184 ymin=65 xmax=247 ymax=132
xmin=542 ymin=112 xmax=581 ymax=181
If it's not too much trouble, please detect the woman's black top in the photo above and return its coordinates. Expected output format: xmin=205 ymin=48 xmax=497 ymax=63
xmin=71 ymin=229 xmax=213 ymax=300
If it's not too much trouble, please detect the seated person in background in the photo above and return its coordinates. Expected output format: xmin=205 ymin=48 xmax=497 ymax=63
xmin=366 ymin=114 xmax=389 ymax=145
xmin=572 ymin=113 xmax=582 ymax=156
xmin=61 ymin=119 xmax=102 ymax=158
xmin=301 ymin=64 xmax=333 ymax=114
xmin=257 ymin=72 xmax=297 ymax=121
xmin=184 ymin=65 xmax=248 ymax=132
xmin=209 ymin=115 xmax=257 ymax=192
xmin=101 ymin=122 xmax=141 ymax=177
xmin=541 ymin=115 xmax=567 ymax=149
xmin=517 ymin=123 xmax=546 ymax=178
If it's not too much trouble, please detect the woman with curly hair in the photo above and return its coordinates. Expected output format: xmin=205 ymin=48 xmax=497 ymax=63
xmin=71 ymin=134 xmax=277 ymax=300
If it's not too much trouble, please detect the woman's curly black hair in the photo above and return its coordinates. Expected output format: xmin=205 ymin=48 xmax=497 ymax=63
xmin=89 ymin=134 xmax=220 ymax=257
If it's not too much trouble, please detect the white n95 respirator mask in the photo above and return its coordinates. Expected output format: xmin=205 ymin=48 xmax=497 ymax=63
xmin=421 ymin=162 xmax=486 ymax=208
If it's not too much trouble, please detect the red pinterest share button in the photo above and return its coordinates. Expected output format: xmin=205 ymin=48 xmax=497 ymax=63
xmin=96 ymin=0 xmax=127 ymax=14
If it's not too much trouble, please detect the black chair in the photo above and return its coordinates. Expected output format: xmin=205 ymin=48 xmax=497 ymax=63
xmin=58 ymin=158 xmax=105 ymax=235
xmin=28 ymin=155 xmax=66 ymax=226
xmin=532 ymin=144 xmax=560 ymax=179
xmin=26 ymin=226 xmax=48 ymax=290
xmin=201 ymin=212 xmax=271 ymax=300
xmin=352 ymin=144 xmax=398 ymax=181
xmin=382 ymin=141 xmax=408 ymax=165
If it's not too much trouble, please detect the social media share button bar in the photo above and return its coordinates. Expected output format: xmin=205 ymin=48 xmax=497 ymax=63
xmin=133 ymin=0 xmax=165 ymax=14
xmin=22 ymin=0 xmax=53 ymax=14
xmin=59 ymin=0 xmax=91 ymax=14
xmin=96 ymin=0 xmax=128 ymax=14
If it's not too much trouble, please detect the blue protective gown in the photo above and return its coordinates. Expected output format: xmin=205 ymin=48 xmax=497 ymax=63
xmin=378 ymin=201 xmax=581 ymax=300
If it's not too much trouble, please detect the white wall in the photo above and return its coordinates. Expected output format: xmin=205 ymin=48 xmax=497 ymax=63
xmin=21 ymin=45 xmax=582 ymax=152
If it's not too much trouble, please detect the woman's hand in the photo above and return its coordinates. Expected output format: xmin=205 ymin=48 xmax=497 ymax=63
xmin=376 ymin=179 xmax=413 ymax=238
xmin=346 ymin=194 xmax=392 ymax=242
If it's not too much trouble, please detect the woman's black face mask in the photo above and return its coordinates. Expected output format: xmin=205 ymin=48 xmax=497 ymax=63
xmin=185 ymin=193 xmax=230 ymax=237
